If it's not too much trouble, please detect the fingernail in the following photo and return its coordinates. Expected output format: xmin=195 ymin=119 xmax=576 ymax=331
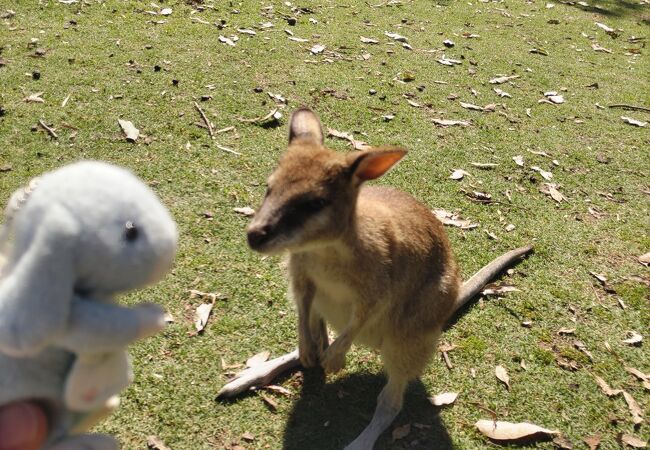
xmin=0 ymin=402 xmax=48 ymax=450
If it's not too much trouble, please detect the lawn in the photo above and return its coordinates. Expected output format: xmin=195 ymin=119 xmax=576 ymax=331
xmin=0 ymin=0 xmax=648 ymax=449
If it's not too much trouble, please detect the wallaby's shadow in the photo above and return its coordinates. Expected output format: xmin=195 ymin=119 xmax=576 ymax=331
xmin=282 ymin=369 xmax=454 ymax=450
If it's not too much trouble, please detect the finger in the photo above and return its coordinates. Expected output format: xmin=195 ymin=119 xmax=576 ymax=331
xmin=0 ymin=402 xmax=49 ymax=450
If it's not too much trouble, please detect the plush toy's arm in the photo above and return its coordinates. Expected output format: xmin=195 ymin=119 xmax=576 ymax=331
xmin=53 ymin=298 xmax=165 ymax=354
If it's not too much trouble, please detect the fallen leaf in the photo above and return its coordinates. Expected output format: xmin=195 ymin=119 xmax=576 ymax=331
xmin=159 ymin=7 xmax=172 ymax=15
xmin=482 ymin=284 xmax=520 ymax=296
xmin=471 ymin=162 xmax=498 ymax=169
xmin=638 ymin=253 xmax=650 ymax=267
xmin=310 ymin=44 xmax=325 ymax=54
xmin=557 ymin=327 xmax=576 ymax=335
xmin=432 ymin=209 xmax=479 ymax=230
xmin=437 ymin=56 xmax=462 ymax=66
xmin=189 ymin=290 xmax=226 ymax=302
xmin=623 ymin=331 xmax=643 ymax=346
xmin=489 ymin=75 xmax=519 ymax=84
xmin=593 ymin=374 xmax=622 ymax=397
xmin=24 ymin=92 xmax=44 ymax=103
xmin=625 ymin=367 xmax=650 ymax=389
xmin=327 ymin=128 xmax=370 ymax=150
xmin=513 ymin=155 xmax=524 ymax=166
xmin=622 ymin=391 xmax=644 ymax=425
xmin=531 ymin=166 xmax=553 ymax=180
xmin=595 ymin=22 xmax=614 ymax=33
xmin=260 ymin=393 xmax=278 ymax=411
xmin=450 ymin=169 xmax=470 ymax=180
xmin=475 ymin=420 xmax=558 ymax=442
xmin=583 ymin=434 xmax=601 ymax=450
xmin=553 ymin=435 xmax=574 ymax=449
xmin=460 ymin=102 xmax=484 ymax=111
xmin=621 ymin=116 xmax=647 ymax=127
xmin=619 ymin=433 xmax=647 ymax=448
xmin=591 ymin=43 xmax=612 ymax=53
xmin=238 ymin=108 xmax=282 ymax=124
xmin=432 ymin=118 xmax=470 ymax=127
xmin=219 ymin=36 xmax=236 ymax=46
xmin=234 ymin=206 xmax=255 ymax=217
xmin=540 ymin=183 xmax=567 ymax=203
xmin=495 ymin=365 xmax=510 ymax=390
xmin=360 ymin=36 xmax=379 ymax=44
xmin=392 ymin=423 xmax=411 ymax=441
xmin=147 ymin=436 xmax=172 ymax=450
xmin=264 ymin=385 xmax=293 ymax=396
xmin=237 ymin=28 xmax=256 ymax=35
xmin=194 ymin=302 xmax=213 ymax=332
xmin=385 ymin=31 xmax=408 ymax=42
xmin=429 ymin=392 xmax=458 ymax=406
xmin=118 ymin=119 xmax=139 ymax=142
xmin=494 ymin=88 xmax=512 ymax=98
xmin=246 ymin=351 xmax=271 ymax=368
xmin=241 ymin=432 xmax=255 ymax=442
xmin=505 ymin=224 xmax=515 ymax=232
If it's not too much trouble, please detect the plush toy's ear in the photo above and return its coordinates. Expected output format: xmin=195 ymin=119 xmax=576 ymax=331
xmin=288 ymin=107 xmax=324 ymax=146
xmin=347 ymin=146 xmax=407 ymax=182
xmin=0 ymin=205 xmax=78 ymax=357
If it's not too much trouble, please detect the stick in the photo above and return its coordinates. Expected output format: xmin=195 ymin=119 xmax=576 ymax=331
xmin=193 ymin=101 xmax=214 ymax=139
xmin=217 ymin=245 xmax=534 ymax=398
xmin=608 ymin=104 xmax=650 ymax=113
xmin=38 ymin=119 xmax=58 ymax=139
xmin=216 ymin=144 xmax=242 ymax=156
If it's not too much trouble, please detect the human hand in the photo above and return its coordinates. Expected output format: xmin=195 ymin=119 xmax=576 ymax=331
xmin=0 ymin=402 xmax=48 ymax=450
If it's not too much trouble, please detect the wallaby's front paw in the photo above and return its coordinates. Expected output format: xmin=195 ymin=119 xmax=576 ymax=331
xmin=134 ymin=303 xmax=166 ymax=339
xmin=321 ymin=345 xmax=346 ymax=374
xmin=299 ymin=341 xmax=321 ymax=368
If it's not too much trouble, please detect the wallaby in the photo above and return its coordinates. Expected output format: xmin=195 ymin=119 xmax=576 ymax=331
xmin=242 ymin=108 xmax=532 ymax=449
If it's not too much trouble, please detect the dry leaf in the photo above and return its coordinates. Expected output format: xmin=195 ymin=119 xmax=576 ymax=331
xmin=234 ymin=206 xmax=255 ymax=217
xmin=432 ymin=118 xmax=470 ymax=127
xmin=264 ymin=385 xmax=293 ymax=396
xmin=241 ymin=432 xmax=255 ymax=442
xmin=638 ymin=253 xmax=650 ymax=267
xmin=593 ymin=374 xmax=622 ymax=397
xmin=622 ymin=391 xmax=644 ymax=425
xmin=583 ymin=434 xmax=601 ymax=450
xmin=392 ymin=423 xmax=411 ymax=441
xmin=460 ymin=102 xmax=484 ymax=111
xmin=475 ymin=420 xmax=558 ymax=442
xmin=147 ymin=436 xmax=172 ymax=450
xmin=260 ymin=393 xmax=278 ymax=411
xmin=430 ymin=392 xmax=458 ymax=406
xmin=238 ymin=108 xmax=281 ymax=124
xmin=194 ymin=303 xmax=213 ymax=332
xmin=310 ymin=44 xmax=325 ymax=54
xmin=246 ymin=351 xmax=271 ymax=368
xmin=623 ymin=331 xmax=643 ymax=346
xmin=495 ymin=365 xmax=510 ymax=390
xmin=471 ymin=162 xmax=498 ymax=169
xmin=494 ymin=88 xmax=512 ymax=98
xmin=619 ymin=433 xmax=647 ymax=448
xmin=481 ymin=284 xmax=520 ymax=296
xmin=553 ymin=435 xmax=574 ymax=449
xmin=360 ymin=36 xmax=379 ymax=44
xmin=237 ymin=28 xmax=256 ymax=35
xmin=385 ymin=31 xmax=408 ymax=42
xmin=541 ymin=183 xmax=567 ymax=203
xmin=450 ymin=169 xmax=470 ymax=180
xmin=118 ymin=119 xmax=139 ymax=142
xmin=621 ymin=116 xmax=647 ymax=127
xmin=432 ymin=209 xmax=479 ymax=230
xmin=159 ymin=7 xmax=172 ymax=15
xmin=489 ymin=75 xmax=520 ymax=84
xmin=625 ymin=367 xmax=650 ymax=389
xmin=513 ymin=155 xmax=524 ymax=166
xmin=24 ymin=92 xmax=44 ymax=103
xmin=557 ymin=328 xmax=576 ymax=335
xmin=531 ymin=166 xmax=553 ymax=180
xmin=595 ymin=22 xmax=614 ymax=33
xmin=591 ymin=43 xmax=612 ymax=53
xmin=327 ymin=128 xmax=370 ymax=150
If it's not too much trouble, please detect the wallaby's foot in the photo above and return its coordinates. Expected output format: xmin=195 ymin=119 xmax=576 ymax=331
xmin=320 ymin=342 xmax=346 ymax=374
xmin=298 ymin=340 xmax=322 ymax=368
xmin=48 ymin=434 xmax=118 ymax=450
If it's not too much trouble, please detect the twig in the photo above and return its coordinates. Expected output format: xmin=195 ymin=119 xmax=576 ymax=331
xmin=216 ymin=144 xmax=242 ymax=156
xmin=193 ymin=101 xmax=214 ymax=139
xmin=38 ymin=119 xmax=58 ymax=139
xmin=608 ymin=104 xmax=650 ymax=113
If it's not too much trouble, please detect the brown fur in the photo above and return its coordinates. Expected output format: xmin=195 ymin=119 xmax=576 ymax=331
xmin=247 ymin=108 xmax=461 ymax=449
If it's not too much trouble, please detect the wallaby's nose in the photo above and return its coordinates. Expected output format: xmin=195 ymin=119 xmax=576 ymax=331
xmin=247 ymin=225 xmax=271 ymax=250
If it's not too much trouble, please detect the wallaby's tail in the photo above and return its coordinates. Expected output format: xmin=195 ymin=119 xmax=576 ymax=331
xmin=456 ymin=245 xmax=534 ymax=312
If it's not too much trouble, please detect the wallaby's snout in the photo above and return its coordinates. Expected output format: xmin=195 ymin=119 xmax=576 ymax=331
xmin=247 ymin=222 xmax=271 ymax=251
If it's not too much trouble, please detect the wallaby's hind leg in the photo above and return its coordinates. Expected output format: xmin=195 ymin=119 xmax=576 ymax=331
xmin=344 ymin=332 xmax=438 ymax=450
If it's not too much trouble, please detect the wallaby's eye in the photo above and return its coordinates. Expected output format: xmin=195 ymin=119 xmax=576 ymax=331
xmin=299 ymin=198 xmax=329 ymax=214
xmin=124 ymin=221 xmax=139 ymax=242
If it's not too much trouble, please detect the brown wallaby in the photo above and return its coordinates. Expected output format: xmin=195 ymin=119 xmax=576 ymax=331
xmin=243 ymin=108 xmax=532 ymax=449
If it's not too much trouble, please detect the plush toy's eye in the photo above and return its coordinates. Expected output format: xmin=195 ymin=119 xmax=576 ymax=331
xmin=124 ymin=221 xmax=139 ymax=242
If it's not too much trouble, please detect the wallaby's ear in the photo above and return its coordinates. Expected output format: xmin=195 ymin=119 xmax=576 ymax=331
xmin=0 ymin=205 xmax=78 ymax=357
xmin=289 ymin=107 xmax=324 ymax=146
xmin=348 ymin=147 xmax=407 ymax=181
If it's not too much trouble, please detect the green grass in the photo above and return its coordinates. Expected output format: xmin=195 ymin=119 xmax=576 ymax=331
xmin=1 ymin=1 xmax=648 ymax=448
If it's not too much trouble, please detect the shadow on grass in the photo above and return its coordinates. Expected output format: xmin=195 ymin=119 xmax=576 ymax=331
xmin=559 ymin=0 xmax=647 ymax=19
xmin=282 ymin=369 xmax=454 ymax=450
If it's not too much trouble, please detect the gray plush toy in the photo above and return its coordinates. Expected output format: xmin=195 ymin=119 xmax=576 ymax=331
xmin=0 ymin=161 xmax=178 ymax=449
